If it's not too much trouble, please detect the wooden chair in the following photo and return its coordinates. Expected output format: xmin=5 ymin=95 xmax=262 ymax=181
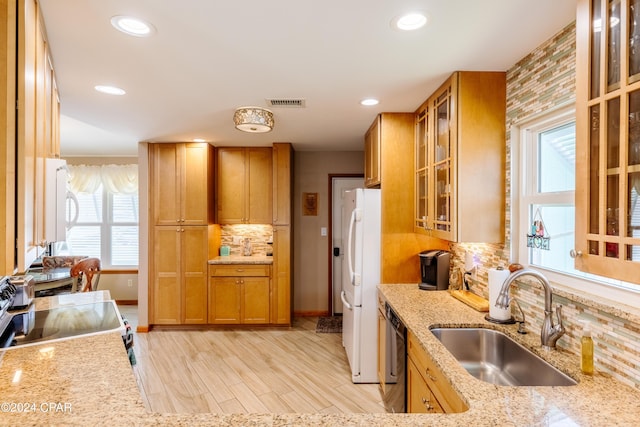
xmin=70 ymin=257 xmax=102 ymax=292
xmin=41 ymin=255 xmax=87 ymax=270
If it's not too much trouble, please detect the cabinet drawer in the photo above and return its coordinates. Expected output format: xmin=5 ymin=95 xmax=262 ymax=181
xmin=407 ymin=358 xmax=443 ymax=413
xmin=209 ymin=264 xmax=270 ymax=277
xmin=407 ymin=330 xmax=467 ymax=414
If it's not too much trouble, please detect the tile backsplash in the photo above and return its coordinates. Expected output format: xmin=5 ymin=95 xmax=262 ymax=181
xmin=219 ymin=224 xmax=273 ymax=256
xmin=447 ymin=22 xmax=640 ymax=391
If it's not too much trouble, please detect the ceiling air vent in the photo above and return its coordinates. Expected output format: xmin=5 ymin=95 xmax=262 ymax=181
xmin=266 ymin=98 xmax=306 ymax=108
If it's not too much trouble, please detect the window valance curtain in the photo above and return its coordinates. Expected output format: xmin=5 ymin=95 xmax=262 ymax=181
xmin=68 ymin=164 xmax=138 ymax=195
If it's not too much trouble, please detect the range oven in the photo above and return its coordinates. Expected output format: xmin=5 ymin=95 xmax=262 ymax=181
xmin=383 ymin=302 xmax=406 ymax=413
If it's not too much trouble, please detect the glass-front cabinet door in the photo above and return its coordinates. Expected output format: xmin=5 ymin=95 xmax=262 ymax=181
xmin=415 ymin=107 xmax=429 ymax=230
xmin=432 ymin=85 xmax=453 ymax=237
xmin=576 ymin=0 xmax=640 ymax=282
xmin=414 ymin=75 xmax=456 ymax=240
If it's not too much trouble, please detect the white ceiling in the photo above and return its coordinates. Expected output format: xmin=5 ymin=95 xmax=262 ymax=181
xmin=38 ymin=0 xmax=578 ymax=157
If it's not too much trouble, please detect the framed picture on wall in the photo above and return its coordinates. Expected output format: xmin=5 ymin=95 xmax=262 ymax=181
xmin=303 ymin=192 xmax=318 ymax=216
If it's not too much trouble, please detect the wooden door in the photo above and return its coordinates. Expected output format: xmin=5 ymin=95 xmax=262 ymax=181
xmin=272 ymin=143 xmax=292 ymax=225
xmin=431 ymin=76 xmax=454 ymax=240
xmin=217 ymin=148 xmax=246 ymax=223
xmin=209 ymin=277 xmax=241 ymax=323
xmin=241 ymin=277 xmax=270 ymax=324
xmin=152 ymin=226 xmax=182 ymax=324
xmin=182 ymin=143 xmax=211 ymax=225
xmin=272 ymin=226 xmax=291 ymax=324
xmin=407 ymin=358 xmax=442 ymax=413
xmin=247 ymin=148 xmax=272 ymax=223
xmin=152 ymin=144 xmax=180 ymax=226
xmin=575 ymin=0 xmax=640 ymax=282
xmin=182 ymin=226 xmax=208 ymax=323
xmin=365 ymin=116 xmax=381 ymax=187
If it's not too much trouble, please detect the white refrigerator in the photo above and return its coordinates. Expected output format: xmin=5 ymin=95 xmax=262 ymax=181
xmin=340 ymin=188 xmax=380 ymax=383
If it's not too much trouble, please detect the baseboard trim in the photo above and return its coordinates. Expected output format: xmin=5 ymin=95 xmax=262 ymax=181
xmin=115 ymin=300 xmax=138 ymax=305
xmin=294 ymin=310 xmax=330 ymax=317
xmin=136 ymin=325 xmax=150 ymax=333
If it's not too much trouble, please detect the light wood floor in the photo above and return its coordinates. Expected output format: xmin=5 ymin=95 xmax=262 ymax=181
xmin=119 ymin=307 xmax=385 ymax=414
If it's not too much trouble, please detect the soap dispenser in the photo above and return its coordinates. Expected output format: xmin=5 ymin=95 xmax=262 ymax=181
xmin=580 ymin=320 xmax=594 ymax=375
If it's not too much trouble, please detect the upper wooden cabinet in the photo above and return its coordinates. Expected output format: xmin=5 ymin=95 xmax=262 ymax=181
xmin=575 ymin=0 xmax=640 ymax=282
xmin=272 ymin=143 xmax=293 ymax=225
xmin=364 ymin=117 xmax=381 ymax=187
xmin=150 ymin=143 xmax=213 ymax=226
xmin=414 ymin=71 xmax=506 ymax=243
xmin=16 ymin=0 xmax=61 ymax=272
xmin=217 ymin=147 xmax=272 ymax=224
xmin=0 ymin=0 xmax=16 ymax=274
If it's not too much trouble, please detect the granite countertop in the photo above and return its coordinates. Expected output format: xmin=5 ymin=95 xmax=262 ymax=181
xmin=3 ymin=286 xmax=640 ymax=425
xmin=208 ymin=255 xmax=273 ymax=265
xmin=0 ymin=291 xmax=146 ymax=425
xmin=376 ymin=283 xmax=640 ymax=426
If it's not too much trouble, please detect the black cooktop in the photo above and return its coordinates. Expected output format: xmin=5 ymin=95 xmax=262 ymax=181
xmin=0 ymin=301 xmax=122 ymax=349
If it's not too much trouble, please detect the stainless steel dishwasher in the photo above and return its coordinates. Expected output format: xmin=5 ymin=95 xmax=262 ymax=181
xmin=383 ymin=302 xmax=406 ymax=413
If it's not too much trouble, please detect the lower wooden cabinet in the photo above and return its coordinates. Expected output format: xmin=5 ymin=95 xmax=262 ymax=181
xmin=407 ymin=330 xmax=468 ymax=414
xmin=208 ymin=264 xmax=271 ymax=324
xmin=407 ymin=358 xmax=443 ymax=413
xmin=151 ymin=226 xmax=209 ymax=325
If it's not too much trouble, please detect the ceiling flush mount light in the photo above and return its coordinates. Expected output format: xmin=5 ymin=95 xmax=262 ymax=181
xmin=94 ymin=85 xmax=126 ymax=95
xmin=360 ymin=98 xmax=379 ymax=106
xmin=111 ymin=15 xmax=156 ymax=37
xmin=233 ymin=107 xmax=274 ymax=133
xmin=391 ymin=12 xmax=428 ymax=31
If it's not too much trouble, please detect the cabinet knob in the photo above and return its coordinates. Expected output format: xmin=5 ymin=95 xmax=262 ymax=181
xmin=569 ymin=249 xmax=583 ymax=258
xmin=421 ymin=397 xmax=434 ymax=411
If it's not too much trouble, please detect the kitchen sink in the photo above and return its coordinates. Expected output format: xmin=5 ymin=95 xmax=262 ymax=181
xmin=430 ymin=327 xmax=577 ymax=386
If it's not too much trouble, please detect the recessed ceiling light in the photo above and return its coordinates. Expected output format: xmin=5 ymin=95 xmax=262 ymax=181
xmin=361 ymin=98 xmax=379 ymax=106
xmin=95 ymin=85 xmax=126 ymax=95
xmin=111 ymin=15 xmax=156 ymax=37
xmin=392 ymin=12 xmax=428 ymax=31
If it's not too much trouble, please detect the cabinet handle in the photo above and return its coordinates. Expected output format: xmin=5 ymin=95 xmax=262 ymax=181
xmin=236 ymin=269 xmax=244 ymax=272
xmin=425 ymin=367 xmax=437 ymax=382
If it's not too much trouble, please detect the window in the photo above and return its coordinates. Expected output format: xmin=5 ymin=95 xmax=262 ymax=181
xmin=515 ymin=105 xmax=640 ymax=306
xmin=61 ymin=165 xmax=138 ymax=269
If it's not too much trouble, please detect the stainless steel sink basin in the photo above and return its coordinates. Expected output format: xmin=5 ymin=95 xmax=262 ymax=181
xmin=430 ymin=327 xmax=577 ymax=386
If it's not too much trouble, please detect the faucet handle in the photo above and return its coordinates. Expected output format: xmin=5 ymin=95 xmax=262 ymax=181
xmin=554 ymin=305 xmax=564 ymax=330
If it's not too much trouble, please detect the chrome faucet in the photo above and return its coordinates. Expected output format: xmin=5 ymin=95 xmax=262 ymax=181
xmin=495 ymin=269 xmax=565 ymax=349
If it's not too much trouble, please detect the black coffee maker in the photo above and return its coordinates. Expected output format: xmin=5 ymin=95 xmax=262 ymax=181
xmin=418 ymin=250 xmax=450 ymax=290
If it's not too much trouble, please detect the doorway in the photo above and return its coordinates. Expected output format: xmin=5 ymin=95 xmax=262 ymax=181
xmin=329 ymin=176 xmax=364 ymax=315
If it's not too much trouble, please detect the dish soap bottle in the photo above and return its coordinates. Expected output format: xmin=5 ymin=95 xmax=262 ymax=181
xmin=580 ymin=320 xmax=594 ymax=375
